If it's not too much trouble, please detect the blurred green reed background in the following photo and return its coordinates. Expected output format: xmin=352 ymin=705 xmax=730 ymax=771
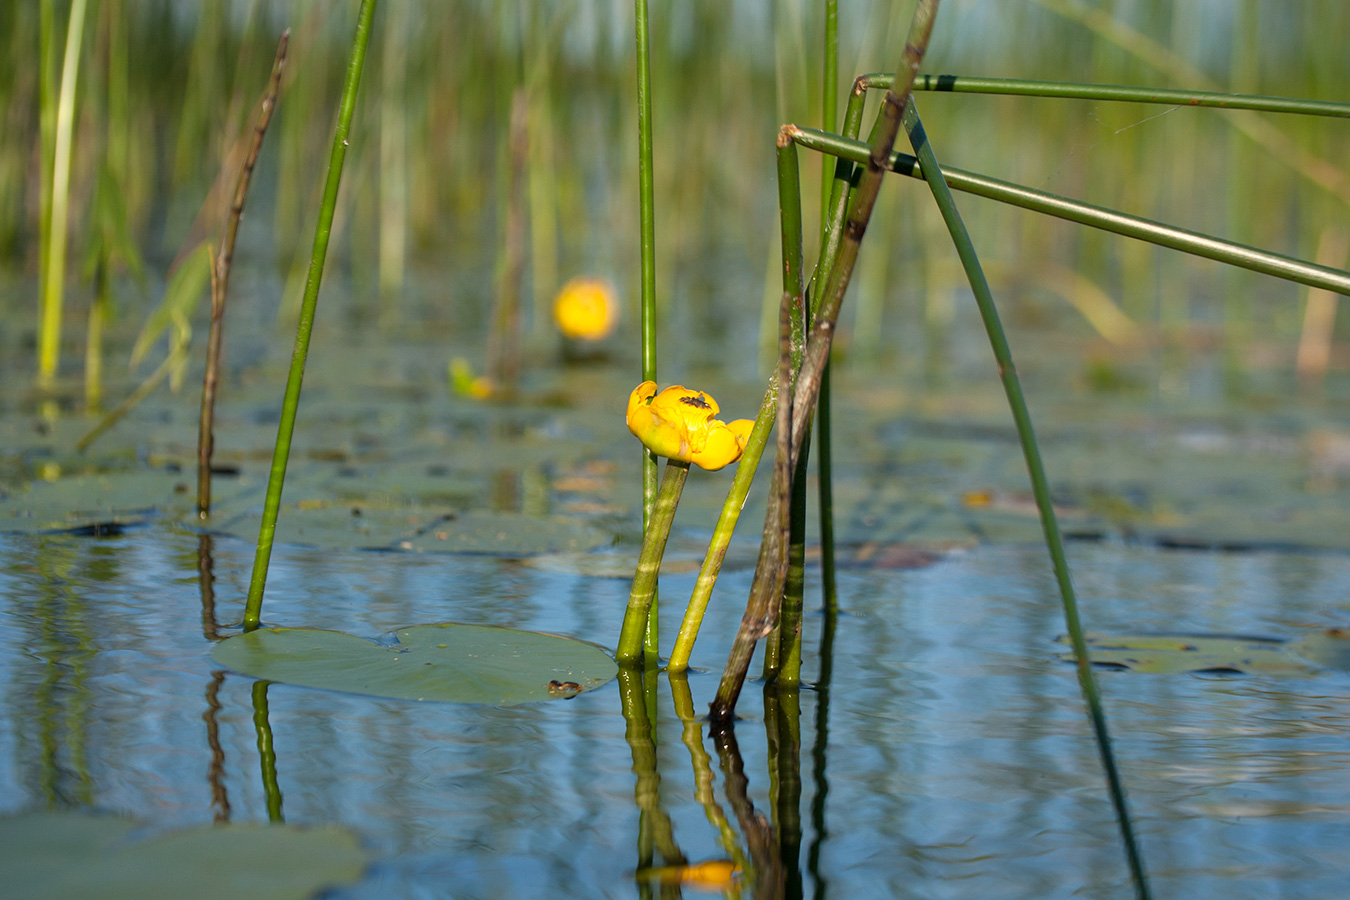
xmin=2 ymin=0 xmax=1347 ymax=399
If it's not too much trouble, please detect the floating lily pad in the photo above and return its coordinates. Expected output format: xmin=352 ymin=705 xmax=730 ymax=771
xmin=397 ymin=510 xmax=611 ymax=555
xmin=0 ymin=470 xmax=192 ymax=534
xmin=212 ymin=623 xmax=617 ymax=704
xmin=0 ymin=811 xmax=366 ymax=900
xmin=1058 ymin=632 xmax=1318 ymax=675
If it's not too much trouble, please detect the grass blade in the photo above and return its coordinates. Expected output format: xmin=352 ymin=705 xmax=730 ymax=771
xmin=243 ymin=0 xmax=378 ymax=630
xmin=903 ymin=98 xmax=1150 ymax=900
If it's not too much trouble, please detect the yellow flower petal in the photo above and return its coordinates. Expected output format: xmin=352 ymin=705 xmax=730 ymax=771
xmin=626 ymin=382 xmax=748 ymax=470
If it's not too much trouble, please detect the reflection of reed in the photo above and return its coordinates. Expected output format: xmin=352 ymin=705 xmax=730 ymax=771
xmin=33 ymin=537 xmax=95 ymax=807
xmin=670 ymin=672 xmax=749 ymax=882
xmin=713 ymin=726 xmax=783 ymax=900
xmin=197 ymin=534 xmax=221 ymax=640
xmin=618 ymin=666 xmax=685 ymax=894
xmin=204 ymin=671 xmax=230 ymax=822
xmin=251 ymin=681 xmax=284 ymax=822
xmin=807 ymin=592 xmax=838 ymax=899
xmin=765 ymin=688 xmax=802 ymax=899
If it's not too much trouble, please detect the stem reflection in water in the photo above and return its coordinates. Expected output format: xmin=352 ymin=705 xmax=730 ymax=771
xmin=251 ymin=681 xmax=283 ymax=823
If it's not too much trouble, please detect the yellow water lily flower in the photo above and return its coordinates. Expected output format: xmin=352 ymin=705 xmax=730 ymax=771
xmin=553 ymin=277 xmax=618 ymax=341
xmin=626 ymin=381 xmax=754 ymax=471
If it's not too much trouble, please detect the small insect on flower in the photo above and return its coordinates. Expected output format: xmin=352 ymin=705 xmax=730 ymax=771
xmin=625 ymin=381 xmax=754 ymax=471
xmin=553 ymin=277 xmax=619 ymax=341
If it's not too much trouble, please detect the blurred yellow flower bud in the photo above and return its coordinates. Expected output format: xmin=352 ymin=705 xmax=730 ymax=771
xmin=625 ymin=380 xmax=754 ymax=471
xmin=553 ymin=277 xmax=618 ymax=341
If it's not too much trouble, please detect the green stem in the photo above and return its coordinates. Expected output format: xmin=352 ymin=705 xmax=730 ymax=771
xmin=243 ymin=0 xmax=377 ymax=630
xmin=712 ymin=291 xmax=795 ymax=718
xmin=909 ymin=72 xmax=1350 ymax=117
xmin=767 ymin=132 xmax=807 ymax=686
xmin=904 ymin=99 xmax=1150 ymax=900
xmin=633 ymin=0 xmax=659 ymax=661
xmin=817 ymin=0 xmax=840 ymax=618
xmin=38 ymin=0 xmax=87 ymax=389
xmin=617 ymin=460 xmax=690 ymax=666
xmin=668 ymin=385 xmax=776 ymax=672
xmin=789 ymin=124 xmax=1350 ymax=297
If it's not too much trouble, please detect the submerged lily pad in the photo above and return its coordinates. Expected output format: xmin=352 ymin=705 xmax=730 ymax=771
xmin=212 ymin=623 xmax=617 ymax=703
xmin=1059 ymin=632 xmax=1318 ymax=675
xmin=0 ymin=811 xmax=366 ymax=900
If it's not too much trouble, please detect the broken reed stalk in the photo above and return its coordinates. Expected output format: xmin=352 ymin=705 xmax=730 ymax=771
xmin=909 ymin=73 xmax=1350 ymax=118
xmin=616 ymin=460 xmax=690 ymax=666
xmin=243 ymin=0 xmax=377 ymax=631
xmin=709 ymin=0 xmax=942 ymax=726
xmin=903 ymin=99 xmax=1150 ymax=900
xmin=789 ymin=119 xmax=1350 ymax=297
xmin=198 ymin=30 xmax=289 ymax=520
xmin=633 ymin=0 xmax=660 ymax=660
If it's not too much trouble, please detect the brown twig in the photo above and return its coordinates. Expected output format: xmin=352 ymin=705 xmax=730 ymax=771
xmin=197 ymin=30 xmax=289 ymax=519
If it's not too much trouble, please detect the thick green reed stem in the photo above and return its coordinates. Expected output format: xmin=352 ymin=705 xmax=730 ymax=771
xmin=243 ymin=0 xmax=377 ymax=630
xmin=634 ymin=0 xmax=660 ymax=662
xmin=617 ymin=460 xmax=690 ymax=666
xmin=668 ymin=385 xmax=776 ymax=672
xmin=764 ymin=132 xmax=807 ymax=687
xmin=910 ymin=73 xmax=1350 ymax=118
xmin=904 ymin=99 xmax=1150 ymax=900
xmin=789 ymin=124 xmax=1350 ymax=297
xmin=712 ymin=0 xmax=942 ymax=726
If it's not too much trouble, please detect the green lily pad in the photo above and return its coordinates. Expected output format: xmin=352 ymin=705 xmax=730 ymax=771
xmin=212 ymin=623 xmax=617 ymax=703
xmin=1058 ymin=632 xmax=1318 ymax=675
xmin=0 ymin=470 xmax=191 ymax=533
xmin=397 ymin=510 xmax=611 ymax=555
xmin=0 ymin=811 xmax=366 ymax=900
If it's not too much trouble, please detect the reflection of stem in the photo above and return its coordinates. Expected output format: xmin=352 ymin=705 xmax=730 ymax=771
xmin=618 ymin=667 xmax=685 ymax=878
xmin=807 ymin=586 xmax=837 ymax=898
xmin=198 ymin=534 xmax=220 ymax=640
xmin=251 ymin=681 xmax=284 ymax=822
xmin=618 ymin=461 xmax=690 ymax=666
xmin=204 ymin=671 xmax=231 ymax=822
xmin=714 ymin=725 xmax=782 ymax=900
xmin=765 ymin=688 xmax=803 ymax=899
xmin=669 ymin=672 xmax=749 ymax=878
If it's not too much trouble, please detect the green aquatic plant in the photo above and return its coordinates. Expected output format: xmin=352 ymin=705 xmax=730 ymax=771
xmin=244 ymin=0 xmax=377 ymax=630
xmin=37 ymin=0 xmax=87 ymax=390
